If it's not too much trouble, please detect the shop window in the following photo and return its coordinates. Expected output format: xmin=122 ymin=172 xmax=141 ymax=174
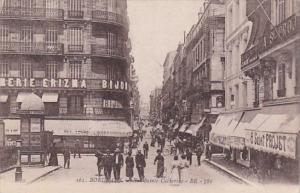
xmin=68 ymin=96 xmax=83 ymax=114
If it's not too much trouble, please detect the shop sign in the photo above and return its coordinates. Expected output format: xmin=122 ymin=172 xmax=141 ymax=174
xmin=0 ymin=78 xmax=128 ymax=90
xmin=21 ymin=155 xmax=29 ymax=163
xmin=30 ymin=133 xmax=41 ymax=147
xmin=241 ymin=45 xmax=259 ymax=69
xmin=31 ymin=155 xmax=41 ymax=163
xmin=210 ymin=133 xmax=228 ymax=149
xmin=246 ymin=130 xmax=297 ymax=159
xmin=0 ymin=78 xmax=87 ymax=89
xmin=262 ymin=14 xmax=298 ymax=52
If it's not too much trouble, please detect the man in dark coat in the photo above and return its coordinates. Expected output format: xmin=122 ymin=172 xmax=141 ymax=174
xmin=103 ymin=149 xmax=113 ymax=181
xmin=49 ymin=143 xmax=58 ymax=166
xmin=112 ymin=148 xmax=124 ymax=181
xmin=95 ymin=150 xmax=103 ymax=176
xmin=186 ymin=148 xmax=193 ymax=165
xmin=143 ymin=141 xmax=149 ymax=159
xmin=125 ymin=151 xmax=134 ymax=181
xmin=63 ymin=146 xmax=71 ymax=169
xmin=135 ymin=150 xmax=146 ymax=181
xmin=196 ymin=142 xmax=204 ymax=166
xmin=74 ymin=139 xmax=81 ymax=158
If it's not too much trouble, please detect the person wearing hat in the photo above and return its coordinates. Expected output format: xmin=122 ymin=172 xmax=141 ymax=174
xmin=143 ymin=141 xmax=149 ymax=159
xmin=125 ymin=151 xmax=134 ymax=181
xmin=113 ymin=148 xmax=124 ymax=181
xmin=103 ymin=149 xmax=113 ymax=181
xmin=154 ymin=149 xmax=164 ymax=178
xmin=135 ymin=150 xmax=146 ymax=181
xmin=95 ymin=149 xmax=104 ymax=176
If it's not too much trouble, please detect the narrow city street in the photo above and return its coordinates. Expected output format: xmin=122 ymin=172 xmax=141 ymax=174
xmin=15 ymin=131 xmax=258 ymax=193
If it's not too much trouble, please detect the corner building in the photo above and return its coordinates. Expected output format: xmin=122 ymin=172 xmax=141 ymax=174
xmin=0 ymin=0 xmax=132 ymax=152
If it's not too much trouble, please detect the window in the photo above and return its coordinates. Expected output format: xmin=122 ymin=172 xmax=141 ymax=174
xmin=20 ymin=62 xmax=32 ymax=78
xmin=68 ymin=27 xmax=83 ymax=52
xmin=20 ymin=26 xmax=33 ymax=43
xmin=46 ymin=62 xmax=57 ymax=79
xmin=243 ymin=82 xmax=248 ymax=107
xmin=0 ymin=61 xmax=9 ymax=77
xmin=0 ymin=25 xmax=9 ymax=42
xmin=235 ymin=84 xmax=239 ymax=108
xmin=46 ymin=28 xmax=58 ymax=44
xmin=69 ymin=60 xmax=82 ymax=79
xmin=68 ymin=0 xmax=83 ymax=18
xmin=277 ymin=0 xmax=286 ymax=24
xmin=68 ymin=96 xmax=83 ymax=114
xmin=278 ymin=63 xmax=286 ymax=97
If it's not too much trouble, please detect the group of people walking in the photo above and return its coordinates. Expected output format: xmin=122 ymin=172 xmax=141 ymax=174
xmin=95 ymin=148 xmax=147 ymax=182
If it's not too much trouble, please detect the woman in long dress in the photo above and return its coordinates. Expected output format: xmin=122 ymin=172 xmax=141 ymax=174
xmin=125 ymin=151 xmax=134 ymax=181
xmin=49 ymin=143 xmax=58 ymax=166
xmin=154 ymin=150 xmax=164 ymax=178
xmin=170 ymin=155 xmax=181 ymax=185
xmin=180 ymin=154 xmax=189 ymax=182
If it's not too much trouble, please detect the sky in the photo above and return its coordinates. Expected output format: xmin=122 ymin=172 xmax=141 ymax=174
xmin=127 ymin=0 xmax=203 ymax=104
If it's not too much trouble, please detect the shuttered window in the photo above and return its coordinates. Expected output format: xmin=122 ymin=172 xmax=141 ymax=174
xmin=46 ymin=61 xmax=57 ymax=79
xmin=21 ymin=62 xmax=32 ymax=78
xmin=68 ymin=96 xmax=83 ymax=114
xmin=0 ymin=61 xmax=9 ymax=77
xmin=69 ymin=60 xmax=82 ymax=79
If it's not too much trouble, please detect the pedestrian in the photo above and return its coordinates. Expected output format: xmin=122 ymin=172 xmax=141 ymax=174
xmin=48 ymin=143 xmax=58 ymax=166
xmin=196 ymin=142 xmax=204 ymax=166
xmin=103 ymin=149 xmax=113 ymax=181
xmin=154 ymin=149 xmax=164 ymax=178
xmin=160 ymin=136 xmax=166 ymax=151
xmin=63 ymin=146 xmax=71 ymax=169
xmin=44 ymin=147 xmax=49 ymax=166
xmin=95 ymin=150 xmax=103 ymax=176
xmin=125 ymin=151 xmax=134 ymax=181
xmin=170 ymin=155 xmax=181 ymax=184
xmin=186 ymin=148 xmax=193 ymax=165
xmin=205 ymin=140 xmax=212 ymax=160
xmin=180 ymin=154 xmax=189 ymax=182
xmin=113 ymin=148 xmax=124 ymax=182
xmin=74 ymin=139 xmax=81 ymax=158
xmin=143 ymin=141 xmax=149 ymax=159
xmin=135 ymin=150 xmax=146 ymax=181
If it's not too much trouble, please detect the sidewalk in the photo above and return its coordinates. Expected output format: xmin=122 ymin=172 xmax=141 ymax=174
xmin=205 ymin=155 xmax=300 ymax=193
xmin=0 ymin=165 xmax=61 ymax=184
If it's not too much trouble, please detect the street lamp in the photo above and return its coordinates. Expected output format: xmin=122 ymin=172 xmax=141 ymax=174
xmin=15 ymin=139 xmax=22 ymax=182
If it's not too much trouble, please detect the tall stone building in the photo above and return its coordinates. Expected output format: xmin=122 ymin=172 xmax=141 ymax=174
xmin=0 ymin=0 xmax=133 ymax=152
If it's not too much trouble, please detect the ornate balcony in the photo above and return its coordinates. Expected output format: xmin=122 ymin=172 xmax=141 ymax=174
xmin=92 ymin=10 xmax=128 ymax=30
xmin=0 ymin=7 xmax=64 ymax=20
xmin=0 ymin=42 xmax=63 ymax=55
xmin=67 ymin=10 xmax=84 ymax=19
xmin=68 ymin=45 xmax=83 ymax=52
xmin=91 ymin=44 xmax=126 ymax=59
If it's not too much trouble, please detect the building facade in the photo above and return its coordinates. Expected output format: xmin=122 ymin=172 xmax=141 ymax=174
xmin=184 ymin=0 xmax=225 ymax=140
xmin=149 ymin=87 xmax=161 ymax=124
xmin=161 ymin=50 xmax=176 ymax=124
xmin=0 ymin=0 xmax=133 ymax=152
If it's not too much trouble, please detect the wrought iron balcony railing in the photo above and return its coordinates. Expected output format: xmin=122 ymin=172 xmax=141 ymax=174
xmin=68 ymin=45 xmax=84 ymax=52
xmin=0 ymin=7 xmax=64 ymax=20
xmin=91 ymin=44 xmax=126 ymax=59
xmin=0 ymin=42 xmax=63 ymax=55
xmin=92 ymin=10 xmax=128 ymax=29
xmin=67 ymin=10 xmax=84 ymax=19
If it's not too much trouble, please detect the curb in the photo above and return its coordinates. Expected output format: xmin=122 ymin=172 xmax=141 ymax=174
xmin=27 ymin=166 xmax=62 ymax=184
xmin=204 ymin=159 xmax=259 ymax=187
xmin=0 ymin=165 xmax=16 ymax=174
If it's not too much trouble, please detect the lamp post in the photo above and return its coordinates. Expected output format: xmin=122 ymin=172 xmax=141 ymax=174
xmin=15 ymin=139 xmax=22 ymax=182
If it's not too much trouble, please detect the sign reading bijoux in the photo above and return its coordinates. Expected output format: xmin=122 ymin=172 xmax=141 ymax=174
xmin=0 ymin=78 xmax=128 ymax=90
xmin=245 ymin=130 xmax=297 ymax=159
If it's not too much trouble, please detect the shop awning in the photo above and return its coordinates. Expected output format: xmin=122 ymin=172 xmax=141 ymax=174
xmin=0 ymin=93 xmax=8 ymax=102
xmin=3 ymin=119 xmax=20 ymax=135
xmin=230 ymin=110 xmax=258 ymax=150
xmin=179 ymin=123 xmax=189 ymax=133
xmin=45 ymin=120 xmax=133 ymax=137
xmin=210 ymin=112 xmax=243 ymax=149
xmin=187 ymin=118 xmax=206 ymax=136
xmin=42 ymin=93 xmax=58 ymax=102
xmin=245 ymin=103 xmax=300 ymax=159
xmin=16 ymin=92 xmax=31 ymax=102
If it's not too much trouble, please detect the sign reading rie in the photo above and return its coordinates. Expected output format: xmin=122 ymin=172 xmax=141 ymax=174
xmin=0 ymin=78 xmax=128 ymax=90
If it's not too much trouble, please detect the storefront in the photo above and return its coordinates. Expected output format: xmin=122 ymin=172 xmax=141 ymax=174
xmin=3 ymin=119 xmax=20 ymax=146
xmin=245 ymin=103 xmax=299 ymax=182
xmin=45 ymin=120 xmax=132 ymax=153
xmin=210 ymin=112 xmax=243 ymax=149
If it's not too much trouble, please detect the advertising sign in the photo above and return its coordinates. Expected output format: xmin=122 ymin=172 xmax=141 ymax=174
xmin=245 ymin=130 xmax=297 ymax=159
xmin=30 ymin=118 xmax=41 ymax=132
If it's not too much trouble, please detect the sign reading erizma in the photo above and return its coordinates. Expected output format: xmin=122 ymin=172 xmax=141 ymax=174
xmin=0 ymin=78 xmax=128 ymax=90
xmin=245 ymin=130 xmax=297 ymax=159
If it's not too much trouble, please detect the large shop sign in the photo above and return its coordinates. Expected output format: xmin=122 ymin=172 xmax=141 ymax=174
xmin=245 ymin=130 xmax=297 ymax=159
xmin=0 ymin=78 xmax=128 ymax=90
